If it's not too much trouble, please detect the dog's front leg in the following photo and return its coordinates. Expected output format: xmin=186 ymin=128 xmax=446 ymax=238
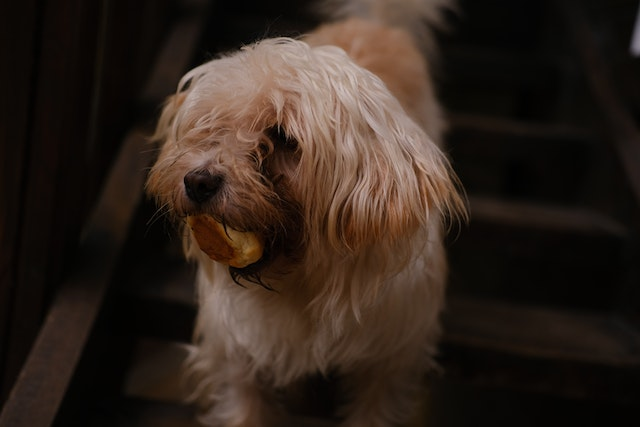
xmin=338 ymin=360 xmax=424 ymax=427
xmin=200 ymin=360 xmax=283 ymax=427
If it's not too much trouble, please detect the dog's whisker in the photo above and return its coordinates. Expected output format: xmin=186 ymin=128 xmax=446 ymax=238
xmin=141 ymin=146 xmax=162 ymax=156
xmin=146 ymin=199 xmax=174 ymax=228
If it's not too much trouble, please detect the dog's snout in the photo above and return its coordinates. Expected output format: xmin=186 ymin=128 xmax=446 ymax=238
xmin=184 ymin=170 xmax=223 ymax=203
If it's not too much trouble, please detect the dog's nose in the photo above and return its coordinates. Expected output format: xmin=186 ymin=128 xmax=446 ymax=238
xmin=184 ymin=170 xmax=223 ymax=203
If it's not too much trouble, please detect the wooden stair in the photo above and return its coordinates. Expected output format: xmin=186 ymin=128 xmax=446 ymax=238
xmin=2 ymin=0 xmax=639 ymax=426
xmin=430 ymin=1 xmax=640 ymax=424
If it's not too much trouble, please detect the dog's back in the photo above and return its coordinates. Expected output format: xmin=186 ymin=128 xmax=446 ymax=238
xmin=306 ymin=0 xmax=452 ymax=141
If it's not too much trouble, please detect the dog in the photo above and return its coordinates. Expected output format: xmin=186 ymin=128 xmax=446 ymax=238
xmin=146 ymin=0 xmax=466 ymax=425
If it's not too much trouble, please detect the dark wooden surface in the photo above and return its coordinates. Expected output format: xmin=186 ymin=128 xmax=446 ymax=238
xmin=0 ymin=0 xmax=196 ymax=423
xmin=0 ymin=0 xmax=38 ymax=403
xmin=0 ymin=0 xmax=174 ymax=403
xmin=0 ymin=128 xmax=151 ymax=427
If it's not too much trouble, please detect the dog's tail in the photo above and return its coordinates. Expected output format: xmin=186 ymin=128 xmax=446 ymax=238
xmin=316 ymin=0 xmax=454 ymax=55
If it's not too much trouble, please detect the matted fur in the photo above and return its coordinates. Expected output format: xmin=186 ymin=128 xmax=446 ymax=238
xmin=146 ymin=0 xmax=466 ymax=426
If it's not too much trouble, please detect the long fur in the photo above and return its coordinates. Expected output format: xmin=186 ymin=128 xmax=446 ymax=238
xmin=146 ymin=0 xmax=466 ymax=426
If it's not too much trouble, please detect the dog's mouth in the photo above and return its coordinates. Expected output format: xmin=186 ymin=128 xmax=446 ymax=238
xmin=228 ymin=225 xmax=305 ymax=291
xmin=228 ymin=251 xmax=274 ymax=290
xmin=183 ymin=213 xmax=281 ymax=289
xmin=185 ymin=214 xmax=265 ymax=268
xmin=180 ymin=190 xmax=304 ymax=289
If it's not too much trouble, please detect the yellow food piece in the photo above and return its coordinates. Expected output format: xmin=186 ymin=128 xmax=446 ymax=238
xmin=186 ymin=215 xmax=264 ymax=268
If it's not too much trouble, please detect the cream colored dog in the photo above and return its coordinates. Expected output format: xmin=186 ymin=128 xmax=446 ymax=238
xmin=147 ymin=0 xmax=466 ymax=425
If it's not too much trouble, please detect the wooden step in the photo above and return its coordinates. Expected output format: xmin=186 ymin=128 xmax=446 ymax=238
xmin=124 ymin=198 xmax=629 ymax=339
xmin=440 ymin=295 xmax=640 ymax=403
xmin=447 ymin=114 xmax=597 ymax=203
xmin=126 ymin=195 xmax=631 ymax=324
xmin=440 ymin=46 xmax=566 ymax=119
xmin=438 ymin=1 xmax=593 ymax=123
xmin=87 ymin=397 xmax=198 ymax=427
xmin=466 ymin=195 xmax=627 ymax=235
xmin=448 ymin=196 xmax=629 ymax=310
xmin=116 ymin=337 xmax=336 ymax=427
xmin=119 ymin=253 xmax=196 ymax=343
xmin=441 ymin=0 xmax=550 ymax=52
xmin=116 ymin=265 xmax=640 ymax=418
xmin=426 ymin=376 xmax=638 ymax=427
xmin=117 ymin=203 xmax=638 ymax=404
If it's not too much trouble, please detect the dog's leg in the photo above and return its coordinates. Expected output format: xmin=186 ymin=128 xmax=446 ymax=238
xmin=198 ymin=360 xmax=284 ymax=427
xmin=338 ymin=359 xmax=424 ymax=427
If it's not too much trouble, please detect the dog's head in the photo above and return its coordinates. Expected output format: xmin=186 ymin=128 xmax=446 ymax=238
xmin=146 ymin=38 xmax=465 ymax=282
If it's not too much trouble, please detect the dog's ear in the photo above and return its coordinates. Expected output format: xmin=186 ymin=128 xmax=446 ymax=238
xmin=279 ymin=52 xmax=466 ymax=253
xmin=326 ymin=115 xmax=465 ymax=253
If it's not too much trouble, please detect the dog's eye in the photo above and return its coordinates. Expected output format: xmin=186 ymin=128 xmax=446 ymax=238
xmin=258 ymin=142 xmax=272 ymax=158
xmin=179 ymin=78 xmax=192 ymax=92
xmin=266 ymin=126 xmax=298 ymax=151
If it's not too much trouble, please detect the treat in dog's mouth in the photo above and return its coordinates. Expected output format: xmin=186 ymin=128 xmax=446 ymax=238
xmin=186 ymin=214 xmax=264 ymax=268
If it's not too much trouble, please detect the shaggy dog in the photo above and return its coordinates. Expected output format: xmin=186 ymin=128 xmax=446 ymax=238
xmin=146 ymin=0 xmax=466 ymax=425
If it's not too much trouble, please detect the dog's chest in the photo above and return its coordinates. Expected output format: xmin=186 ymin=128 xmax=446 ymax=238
xmin=200 ymin=284 xmax=371 ymax=379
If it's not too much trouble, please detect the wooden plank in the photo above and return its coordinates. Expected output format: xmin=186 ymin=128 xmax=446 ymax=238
xmin=439 ymin=44 xmax=563 ymax=119
xmin=123 ymin=339 xmax=189 ymax=403
xmin=86 ymin=0 xmax=173 ymax=190
xmin=426 ymin=376 xmax=638 ymax=427
xmin=0 ymin=129 xmax=151 ymax=427
xmin=0 ymin=0 xmax=39 ymax=401
xmin=440 ymin=0 xmax=548 ymax=51
xmin=140 ymin=0 xmax=211 ymax=107
xmin=448 ymin=196 xmax=629 ymax=309
xmin=0 ymin=1 xmax=211 ymax=424
xmin=441 ymin=295 xmax=640 ymax=402
xmin=450 ymin=114 xmax=593 ymax=143
xmin=442 ymin=46 xmax=556 ymax=86
xmin=556 ymin=0 xmax=640 ymax=321
xmin=89 ymin=397 xmax=199 ymax=427
xmin=448 ymin=114 xmax=596 ymax=203
xmin=558 ymin=0 xmax=640 ymax=204
xmin=96 ymin=395 xmax=335 ymax=427
xmin=1 ymin=0 xmax=104 ymax=399
xmin=466 ymin=196 xmax=627 ymax=236
xmin=444 ymin=296 xmax=640 ymax=366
